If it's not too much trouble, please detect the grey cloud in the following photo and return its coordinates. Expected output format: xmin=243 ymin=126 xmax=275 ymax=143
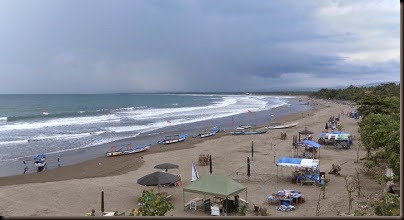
xmin=0 ymin=0 xmax=399 ymax=93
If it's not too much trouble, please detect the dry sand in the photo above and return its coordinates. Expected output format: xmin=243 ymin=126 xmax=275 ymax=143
xmin=0 ymin=98 xmax=383 ymax=217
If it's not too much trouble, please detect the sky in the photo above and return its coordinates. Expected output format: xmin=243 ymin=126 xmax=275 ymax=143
xmin=0 ymin=0 xmax=400 ymax=93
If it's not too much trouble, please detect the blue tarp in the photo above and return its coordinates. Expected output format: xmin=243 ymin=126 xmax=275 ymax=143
xmin=277 ymin=157 xmax=302 ymax=165
xmin=301 ymin=140 xmax=321 ymax=148
xmin=276 ymin=157 xmax=319 ymax=168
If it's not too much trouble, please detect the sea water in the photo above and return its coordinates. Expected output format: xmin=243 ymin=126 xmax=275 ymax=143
xmin=0 ymin=93 xmax=310 ymax=177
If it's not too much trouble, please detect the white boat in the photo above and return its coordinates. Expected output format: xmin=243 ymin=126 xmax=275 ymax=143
xmin=158 ymin=134 xmax=188 ymax=144
xmin=194 ymin=126 xmax=220 ymax=138
xmin=266 ymin=122 xmax=298 ymax=129
xmin=42 ymin=111 xmax=49 ymax=115
xmin=123 ymin=144 xmax=151 ymax=154
xmin=236 ymin=125 xmax=252 ymax=130
xmin=105 ymin=143 xmax=150 ymax=157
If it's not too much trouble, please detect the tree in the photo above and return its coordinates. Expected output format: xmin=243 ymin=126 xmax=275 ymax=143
xmin=137 ymin=190 xmax=174 ymax=216
xmin=371 ymin=192 xmax=400 ymax=216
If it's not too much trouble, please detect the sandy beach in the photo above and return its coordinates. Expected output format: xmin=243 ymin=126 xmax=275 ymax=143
xmin=0 ymin=97 xmax=383 ymax=217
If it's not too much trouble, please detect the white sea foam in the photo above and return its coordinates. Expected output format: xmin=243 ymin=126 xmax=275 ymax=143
xmin=0 ymin=115 xmax=121 ymax=132
xmin=0 ymin=95 xmax=288 ymax=134
xmin=0 ymin=117 xmax=7 ymax=121
xmin=0 ymin=139 xmax=28 ymax=146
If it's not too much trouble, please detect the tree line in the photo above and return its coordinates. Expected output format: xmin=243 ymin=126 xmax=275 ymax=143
xmin=310 ymin=82 xmax=400 ymax=216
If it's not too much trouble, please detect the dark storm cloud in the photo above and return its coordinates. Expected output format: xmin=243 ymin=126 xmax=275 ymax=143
xmin=0 ymin=0 xmax=399 ymax=93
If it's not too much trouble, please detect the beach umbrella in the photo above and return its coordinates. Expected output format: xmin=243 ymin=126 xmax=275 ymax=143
xmin=209 ymin=155 xmax=212 ymax=174
xmin=137 ymin=171 xmax=181 ymax=186
xmin=298 ymin=127 xmax=313 ymax=141
xmin=247 ymin=157 xmax=251 ymax=178
xmin=154 ymin=163 xmax=179 ymax=170
xmin=101 ymin=191 xmax=105 ymax=214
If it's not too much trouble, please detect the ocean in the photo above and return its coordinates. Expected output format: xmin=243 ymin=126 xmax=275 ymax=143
xmin=0 ymin=93 xmax=310 ymax=177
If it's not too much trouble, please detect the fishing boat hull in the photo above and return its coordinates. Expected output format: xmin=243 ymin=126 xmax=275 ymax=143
xmin=236 ymin=125 xmax=252 ymax=130
xmin=195 ymin=126 xmax=220 ymax=138
xmin=158 ymin=134 xmax=188 ymax=144
xmin=123 ymin=144 xmax=151 ymax=154
xmin=232 ymin=129 xmax=268 ymax=135
xmin=266 ymin=122 xmax=298 ymax=129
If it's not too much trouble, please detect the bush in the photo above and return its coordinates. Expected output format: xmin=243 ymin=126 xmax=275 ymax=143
xmin=238 ymin=204 xmax=247 ymax=216
xmin=137 ymin=190 xmax=174 ymax=216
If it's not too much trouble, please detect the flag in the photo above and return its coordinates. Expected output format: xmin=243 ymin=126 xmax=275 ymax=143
xmin=191 ymin=161 xmax=199 ymax=182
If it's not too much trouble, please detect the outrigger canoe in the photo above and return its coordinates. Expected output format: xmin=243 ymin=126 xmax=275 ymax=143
xmin=194 ymin=126 xmax=220 ymax=138
xmin=158 ymin=134 xmax=187 ymax=144
xmin=106 ymin=143 xmax=150 ymax=157
xmin=266 ymin=122 xmax=298 ymax=129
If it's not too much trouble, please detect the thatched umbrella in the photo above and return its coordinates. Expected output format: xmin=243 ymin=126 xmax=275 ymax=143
xmin=298 ymin=127 xmax=313 ymax=141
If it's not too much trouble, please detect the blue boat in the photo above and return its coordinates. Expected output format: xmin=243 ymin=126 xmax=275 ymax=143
xmin=34 ymin=154 xmax=47 ymax=169
xmin=194 ymin=126 xmax=220 ymax=138
xmin=158 ymin=134 xmax=187 ymax=144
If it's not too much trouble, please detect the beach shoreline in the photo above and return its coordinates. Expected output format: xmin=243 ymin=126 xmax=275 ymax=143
xmin=0 ymin=96 xmax=315 ymax=186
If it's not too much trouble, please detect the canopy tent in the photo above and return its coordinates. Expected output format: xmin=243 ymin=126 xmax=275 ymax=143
xmin=317 ymin=131 xmax=351 ymax=140
xmin=276 ymin=157 xmax=320 ymax=182
xmin=301 ymin=140 xmax=320 ymax=148
xmin=293 ymin=140 xmax=321 ymax=158
xmin=277 ymin=157 xmax=319 ymax=168
xmin=182 ymin=174 xmax=247 ymax=215
xmin=317 ymin=131 xmax=352 ymax=149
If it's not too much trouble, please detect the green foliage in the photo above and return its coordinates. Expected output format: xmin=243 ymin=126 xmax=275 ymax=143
xmin=357 ymin=95 xmax=400 ymax=118
xmin=137 ymin=190 xmax=174 ymax=216
xmin=358 ymin=112 xmax=400 ymax=180
xmin=238 ymin=204 xmax=247 ymax=216
xmin=353 ymin=209 xmax=366 ymax=216
xmin=309 ymin=83 xmax=399 ymax=102
xmin=371 ymin=192 xmax=400 ymax=216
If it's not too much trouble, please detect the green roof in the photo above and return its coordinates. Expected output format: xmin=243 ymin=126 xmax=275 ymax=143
xmin=183 ymin=174 xmax=246 ymax=198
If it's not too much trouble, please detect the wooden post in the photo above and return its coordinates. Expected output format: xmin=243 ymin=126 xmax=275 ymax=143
xmin=251 ymin=141 xmax=254 ymax=160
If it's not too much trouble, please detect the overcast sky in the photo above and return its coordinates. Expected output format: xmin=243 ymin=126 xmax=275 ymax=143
xmin=0 ymin=0 xmax=400 ymax=94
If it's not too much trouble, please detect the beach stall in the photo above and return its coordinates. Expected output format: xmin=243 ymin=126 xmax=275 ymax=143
xmin=317 ymin=131 xmax=352 ymax=149
xmin=183 ymin=175 xmax=248 ymax=216
xmin=276 ymin=157 xmax=320 ymax=185
xmin=293 ymin=140 xmax=321 ymax=159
